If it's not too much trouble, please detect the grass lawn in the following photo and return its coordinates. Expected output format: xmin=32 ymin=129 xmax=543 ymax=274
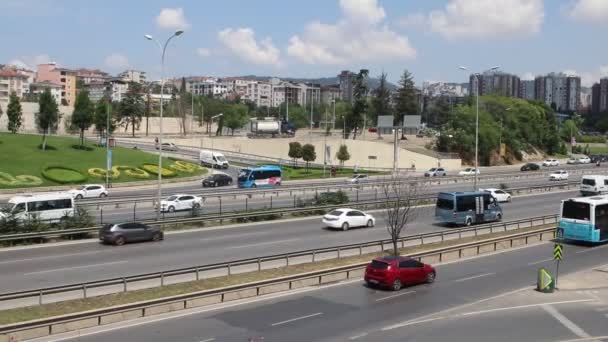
xmin=587 ymin=143 xmax=608 ymax=154
xmin=0 ymin=133 xmax=207 ymax=189
xmin=282 ymin=166 xmax=384 ymax=180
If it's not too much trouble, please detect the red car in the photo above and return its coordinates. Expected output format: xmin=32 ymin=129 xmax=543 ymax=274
xmin=364 ymin=256 xmax=436 ymax=291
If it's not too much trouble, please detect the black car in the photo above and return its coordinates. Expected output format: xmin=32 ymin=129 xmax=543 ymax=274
xmin=520 ymin=163 xmax=540 ymax=171
xmin=202 ymin=173 xmax=233 ymax=187
xmin=99 ymin=222 xmax=163 ymax=246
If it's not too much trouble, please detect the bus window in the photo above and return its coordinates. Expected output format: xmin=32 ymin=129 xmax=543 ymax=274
xmin=436 ymin=198 xmax=453 ymax=210
xmin=456 ymin=195 xmax=475 ymax=211
xmin=562 ymin=201 xmax=590 ymax=221
xmin=596 ymin=204 xmax=608 ymax=239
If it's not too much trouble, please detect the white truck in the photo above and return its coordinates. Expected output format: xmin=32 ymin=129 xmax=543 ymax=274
xmin=580 ymin=175 xmax=608 ymax=196
xmin=199 ymin=150 xmax=229 ymax=169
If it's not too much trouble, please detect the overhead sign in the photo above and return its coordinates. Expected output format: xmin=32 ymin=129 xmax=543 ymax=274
xmin=553 ymin=243 xmax=563 ymax=261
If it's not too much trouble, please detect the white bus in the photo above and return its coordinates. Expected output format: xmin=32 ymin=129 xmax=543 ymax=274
xmin=0 ymin=193 xmax=75 ymax=223
xmin=580 ymin=175 xmax=608 ymax=196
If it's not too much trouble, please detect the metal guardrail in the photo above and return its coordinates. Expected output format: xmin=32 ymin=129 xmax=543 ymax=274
xmin=0 ymin=214 xmax=558 ymax=306
xmin=0 ymin=225 xmax=557 ymax=340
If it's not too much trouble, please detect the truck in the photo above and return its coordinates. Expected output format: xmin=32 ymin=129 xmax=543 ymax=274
xmin=248 ymin=118 xmax=296 ymax=138
xmin=199 ymin=150 xmax=229 ymax=169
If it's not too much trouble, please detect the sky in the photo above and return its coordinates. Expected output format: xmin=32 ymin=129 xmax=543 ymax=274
xmin=1 ymin=0 xmax=608 ymax=86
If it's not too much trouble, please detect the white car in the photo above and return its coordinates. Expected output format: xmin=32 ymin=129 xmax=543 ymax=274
xmin=542 ymin=159 xmax=560 ymax=167
xmin=458 ymin=168 xmax=480 ymax=176
xmin=567 ymin=158 xmax=579 ymax=165
xmin=549 ymin=170 xmax=569 ymax=181
xmin=480 ymin=188 xmax=512 ymax=203
xmin=349 ymin=174 xmax=368 ymax=184
xmin=156 ymin=142 xmax=178 ymax=151
xmin=579 ymin=156 xmax=591 ymax=164
xmin=160 ymin=194 xmax=202 ymax=212
xmin=69 ymin=184 xmax=108 ymax=199
xmin=322 ymin=208 xmax=375 ymax=231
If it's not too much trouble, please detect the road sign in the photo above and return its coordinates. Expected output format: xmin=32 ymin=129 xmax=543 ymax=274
xmin=537 ymin=267 xmax=554 ymax=293
xmin=553 ymin=243 xmax=563 ymax=261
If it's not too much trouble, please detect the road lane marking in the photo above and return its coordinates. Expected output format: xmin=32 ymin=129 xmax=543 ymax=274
xmin=199 ymin=231 xmax=272 ymax=241
xmin=270 ymin=312 xmax=323 ymax=326
xmin=229 ymin=239 xmax=298 ymax=249
xmin=453 ymin=272 xmax=495 ymax=283
xmin=349 ymin=332 xmax=369 ymax=340
xmin=528 ymin=258 xmax=553 ymax=266
xmin=0 ymin=251 xmax=105 ymax=265
xmin=375 ymin=290 xmax=415 ymax=302
xmin=23 ymin=261 xmax=128 ymax=276
xmin=382 ymin=316 xmax=446 ymax=330
xmin=557 ymin=336 xmax=608 ymax=342
xmin=199 ymin=338 xmax=215 ymax=342
xmin=576 ymin=244 xmax=608 ymax=254
xmin=460 ymin=299 xmax=595 ymax=317
xmin=543 ymin=304 xmax=591 ymax=338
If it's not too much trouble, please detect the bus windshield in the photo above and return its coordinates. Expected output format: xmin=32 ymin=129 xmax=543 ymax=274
xmin=436 ymin=198 xmax=453 ymax=210
xmin=562 ymin=201 xmax=591 ymax=221
xmin=238 ymin=169 xmax=251 ymax=181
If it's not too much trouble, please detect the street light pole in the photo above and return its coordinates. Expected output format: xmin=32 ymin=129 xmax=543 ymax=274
xmin=145 ymin=30 xmax=184 ymax=220
xmin=105 ymin=99 xmax=111 ymax=188
xmin=332 ymin=99 xmax=336 ymax=131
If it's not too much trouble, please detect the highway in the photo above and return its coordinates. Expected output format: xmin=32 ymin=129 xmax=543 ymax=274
xmin=0 ymin=190 xmax=577 ymax=294
xmin=43 ymin=235 xmax=608 ymax=341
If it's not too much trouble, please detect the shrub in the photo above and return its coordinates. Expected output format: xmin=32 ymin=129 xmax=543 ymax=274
xmin=141 ymin=164 xmax=177 ymax=177
xmin=169 ymin=160 xmax=205 ymax=173
xmin=0 ymin=172 xmax=43 ymax=186
xmin=37 ymin=144 xmax=57 ymax=150
xmin=42 ymin=166 xmax=87 ymax=184
xmin=113 ymin=165 xmax=150 ymax=179
xmin=88 ymin=168 xmax=119 ymax=179
xmin=71 ymin=144 xmax=95 ymax=151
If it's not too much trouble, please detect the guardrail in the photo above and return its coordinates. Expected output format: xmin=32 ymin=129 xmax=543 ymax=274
xmin=0 ymin=214 xmax=558 ymax=310
xmin=0 ymin=225 xmax=557 ymax=341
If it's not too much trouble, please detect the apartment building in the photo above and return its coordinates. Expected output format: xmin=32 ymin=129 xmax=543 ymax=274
xmin=36 ymin=63 xmax=77 ymax=105
xmin=87 ymin=82 xmax=109 ymax=102
xmin=591 ymin=79 xmax=608 ymax=113
xmin=338 ymin=70 xmax=356 ymax=103
xmin=534 ymin=73 xmax=581 ymax=112
xmin=519 ymin=80 xmax=535 ymax=100
xmin=30 ymin=81 xmax=62 ymax=103
xmin=470 ymin=71 xmax=520 ymax=98
xmin=321 ymin=85 xmax=341 ymax=104
xmin=0 ymin=69 xmax=29 ymax=103
xmin=118 ymin=70 xmax=146 ymax=84
xmin=74 ymin=68 xmax=110 ymax=85
xmin=107 ymin=78 xmax=129 ymax=102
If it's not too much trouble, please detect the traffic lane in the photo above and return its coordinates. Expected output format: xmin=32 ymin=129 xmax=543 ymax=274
xmin=55 ymin=239 xmax=608 ymax=342
xmin=0 ymin=190 xmax=571 ymax=292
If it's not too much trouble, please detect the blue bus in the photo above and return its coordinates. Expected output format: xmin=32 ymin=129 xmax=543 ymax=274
xmin=435 ymin=191 xmax=503 ymax=226
xmin=559 ymin=196 xmax=608 ymax=243
xmin=237 ymin=165 xmax=282 ymax=188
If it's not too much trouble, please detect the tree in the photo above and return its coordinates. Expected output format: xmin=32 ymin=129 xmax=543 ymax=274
xmin=6 ymin=92 xmax=23 ymax=134
xmin=36 ymin=89 xmax=60 ymax=149
xmin=349 ymin=69 xmax=369 ymax=139
xmin=0 ymin=101 xmax=3 ymax=121
xmin=382 ymin=180 xmax=423 ymax=258
xmin=71 ymin=90 xmax=94 ymax=146
xmin=93 ymin=98 xmax=116 ymax=137
xmin=336 ymin=144 xmax=350 ymax=168
xmin=371 ymin=72 xmax=392 ymax=129
xmin=223 ymin=104 xmax=248 ymax=135
xmin=117 ymin=82 xmax=144 ymax=137
xmin=288 ymin=142 xmax=303 ymax=167
xmin=302 ymin=143 xmax=316 ymax=173
xmin=394 ymin=69 xmax=419 ymax=130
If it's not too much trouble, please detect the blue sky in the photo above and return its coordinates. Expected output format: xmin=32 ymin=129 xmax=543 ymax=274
xmin=1 ymin=0 xmax=607 ymax=86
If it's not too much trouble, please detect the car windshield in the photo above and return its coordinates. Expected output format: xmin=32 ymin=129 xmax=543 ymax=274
xmin=328 ymin=210 xmax=343 ymax=216
xmin=436 ymin=197 xmax=453 ymax=210
xmin=428 ymin=168 xmax=437 ymax=172
xmin=216 ymin=155 xmax=227 ymax=162
xmin=78 ymin=185 xmax=86 ymax=190
xmin=370 ymin=260 xmax=389 ymax=270
xmin=166 ymin=196 xmax=178 ymax=201
xmin=238 ymin=169 xmax=251 ymax=181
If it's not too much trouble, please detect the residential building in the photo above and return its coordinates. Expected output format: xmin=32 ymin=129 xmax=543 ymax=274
xmin=321 ymin=85 xmax=341 ymax=104
xmin=469 ymin=71 xmax=520 ymax=98
xmin=592 ymin=83 xmax=600 ymax=113
xmin=74 ymin=68 xmax=110 ymax=85
xmin=107 ymin=78 xmax=129 ymax=102
xmin=422 ymin=82 xmax=468 ymax=97
xmin=519 ymin=80 xmax=535 ymax=100
xmin=534 ymin=73 xmax=581 ymax=112
xmin=579 ymin=87 xmax=592 ymax=113
xmin=36 ymin=63 xmax=77 ymax=106
xmin=87 ymin=82 xmax=109 ymax=102
xmin=118 ymin=70 xmax=146 ymax=84
xmin=0 ymin=69 xmax=28 ymax=103
xmin=30 ymin=81 xmax=62 ymax=104
xmin=591 ymin=79 xmax=608 ymax=113
xmin=338 ymin=70 xmax=356 ymax=103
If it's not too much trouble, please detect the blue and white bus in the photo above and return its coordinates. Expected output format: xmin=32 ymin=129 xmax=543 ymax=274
xmin=237 ymin=165 xmax=282 ymax=188
xmin=559 ymin=196 xmax=608 ymax=243
xmin=435 ymin=191 xmax=503 ymax=226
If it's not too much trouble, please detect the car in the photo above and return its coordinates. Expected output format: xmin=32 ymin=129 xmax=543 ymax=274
xmin=520 ymin=163 xmax=540 ymax=172
xmin=99 ymin=222 xmax=163 ymax=246
xmin=479 ymin=188 xmax=512 ymax=203
xmin=68 ymin=184 xmax=108 ymax=199
xmin=202 ymin=173 xmax=233 ymax=187
xmin=458 ymin=168 xmax=480 ymax=176
xmin=578 ymin=156 xmax=591 ymax=164
xmin=549 ymin=170 xmax=569 ymax=181
xmin=542 ymin=159 xmax=560 ymax=167
xmin=349 ymin=174 xmax=368 ymax=184
xmin=322 ymin=208 xmax=375 ymax=231
xmin=364 ymin=256 xmax=436 ymax=291
xmin=567 ymin=158 xmax=580 ymax=165
xmin=159 ymin=194 xmax=202 ymax=212
xmin=156 ymin=142 xmax=178 ymax=151
xmin=424 ymin=167 xmax=447 ymax=177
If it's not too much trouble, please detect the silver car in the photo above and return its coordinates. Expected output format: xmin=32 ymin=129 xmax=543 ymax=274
xmin=425 ymin=167 xmax=447 ymax=177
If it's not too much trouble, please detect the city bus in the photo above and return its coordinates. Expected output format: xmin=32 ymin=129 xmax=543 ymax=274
xmin=237 ymin=165 xmax=282 ymax=188
xmin=435 ymin=191 xmax=503 ymax=226
xmin=559 ymin=196 xmax=608 ymax=243
xmin=0 ymin=193 xmax=75 ymax=223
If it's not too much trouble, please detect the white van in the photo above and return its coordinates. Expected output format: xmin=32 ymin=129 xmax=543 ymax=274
xmin=199 ymin=150 xmax=229 ymax=169
xmin=580 ymin=175 xmax=608 ymax=196
xmin=0 ymin=193 xmax=75 ymax=223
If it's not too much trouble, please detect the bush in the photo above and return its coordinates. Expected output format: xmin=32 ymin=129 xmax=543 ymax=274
xmin=42 ymin=166 xmax=87 ymax=184
xmin=140 ymin=164 xmax=177 ymax=177
xmin=169 ymin=160 xmax=205 ymax=173
xmin=37 ymin=144 xmax=57 ymax=150
xmin=113 ymin=165 xmax=150 ymax=179
xmin=314 ymin=190 xmax=349 ymax=205
xmin=88 ymin=168 xmax=119 ymax=180
xmin=0 ymin=172 xmax=43 ymax=186
xmin=578 ymin=135 xmax=606 ymax=144
xmin=71 ymin=144 xmax=95 ymax=151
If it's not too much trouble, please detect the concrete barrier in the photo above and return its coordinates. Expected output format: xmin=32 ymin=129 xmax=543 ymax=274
xmin=6 ymin=326 xmax=49 ymax=341
xmin=223 ymin=288 xmax=257 ymax=301
xmin=51 ymin=317 xmax=98 ymax=334
xmin=100 ymin=309 xmax=143 ymax=325
xmin=186 ymin=294 xmax=223 ymax=309
xmin=259 ymin=282 xmax=291 ymax=296
xmin=321 ymin=272 xmax=348 ymax=284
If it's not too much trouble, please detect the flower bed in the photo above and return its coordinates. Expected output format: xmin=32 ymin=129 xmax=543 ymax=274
xmin=140 ymin=164 xmax=177 ymax=177
xmin=41 ymin=166 xmax=87 ymax=184
xmin=0 ymin=172 xmax=43 ymax=186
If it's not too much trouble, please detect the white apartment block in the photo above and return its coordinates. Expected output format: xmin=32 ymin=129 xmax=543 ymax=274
xmin=108 ymin=78 xmax=129 ymax=102
xmin=119 ymin=70 xmax=146 ymax=84
xmin=30 ymin=81 xmax=62 ymax=103
xmin=0 ymin=69 xmax=29 ymax=103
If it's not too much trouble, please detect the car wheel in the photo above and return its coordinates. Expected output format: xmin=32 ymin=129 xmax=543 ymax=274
xmin=152 ymin=232 xmax=162 ymax=242
xmin=465 ymin=218 xmax=472 ymax=226
xmin=168 ymin=206 xmax=175 ymax=213
xmin=114 ymin=236 xmax=125 ymax=246
xmin=76 ymin=194 xmax=83 ymax=200
xmin=507 ymin=196 xmax=512 ymax=203
xmin=392 ymin=279 xmax=402 ymax=291
xmin=342 ymin=222 xmax=349 ymax=231
xmin=366 ymin=280 xmax=375 ymax=288
xmin=100 ymin=193 xmax=107 ymax=198
xmin=228 ymin=180 xmax=233 ymax=185
xmin=496 ymin=213 xmax=502 ymax=221
xmin=426 ymin=272 xmax=436 ymax=284
xmin=252 ymin=184 xmax=257 ymax=188
xmin=366 ymin=219 xmax=374 ymax=228
xmin=193 ymin=203 xmax=201 ymax=209
xmin=212 ymin=182 xmax=216 ymax=187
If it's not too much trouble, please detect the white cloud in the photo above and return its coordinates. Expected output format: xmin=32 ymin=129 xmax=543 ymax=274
xmin=8 ymin=59 xmax=29 ymax=69
xmin=196 ymin=48 xmax=211 ymax=57
xmin=218 ymin=28 xmax=281 ymax=66
xmin=425 ymin=0 xmax=544 ymax=40
xmin=8 ymin=54 xmax=52 ymax=69
xmin=569 ymin=0 xmax=608 ymax=23
xmin=563 ymin=66 xmax=608 ymax=87
xmin=521 ymin=72 xmax=535 ymax=81
xmin=287 ymin=0 xmax=416 ymax=65
xmin=156 ymin=8 xmax=190 ymax=30
xmin=104 ymin=53 xmax=129 ymax=70
xmin=398 ymin=13 xmax=427 ymax=29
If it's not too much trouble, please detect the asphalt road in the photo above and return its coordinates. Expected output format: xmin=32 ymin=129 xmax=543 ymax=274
xmin=46 ymin=237 xmax=608 ymax=342
xmin=0 ymin=190 xmax=577 ymax=293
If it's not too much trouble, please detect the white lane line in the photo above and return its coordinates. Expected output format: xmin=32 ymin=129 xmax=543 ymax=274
xmin=460 ymin=299 xmax=595 ymax=317
xmin=453 ymin=272 xmax=495 ymax=283
xmin=375 ymin=290 xmax=415 ymax=302
xmin=0 ymin=251 xmax=105 ymax=265
xmin=528 ymin=258 xmax=553 ymax=266
xmin=23 ymin=261 xmax=128 ymax=276
xmin=381 ymin=316 xmax=446 ymax=330
xmin=270 ymin=312 xmax=323 ymax=327
xmin=199 ymin=338 xmax=216 ymax=342
xmin=349 ymin=332 xmax=369 ymax=340
xmin=557 ymin=336 xmax=608 ymax=342
xmin=597 ymin=308 xmax=608 ymax=312
xmin=576 ymin=244 xmax=608 ymax=254
xmin=200 ymin=231 xmax=271 ymax=242
xmin=229 ymin=239 xmax=298 ymax=249
xmin=543 ymin=304 xmax=591 ymax=339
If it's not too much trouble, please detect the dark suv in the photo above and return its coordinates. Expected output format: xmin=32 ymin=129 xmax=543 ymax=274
xmin=99 ymin=222 xmax=163 ymax=246
xmin=202 ymin=173 xmax=233 ymax=187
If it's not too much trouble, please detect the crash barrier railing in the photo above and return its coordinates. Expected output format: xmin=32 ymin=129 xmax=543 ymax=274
xmin=0 ymin=226 xmax=557 ymax=341
xmin=0 ymin=214 xmax=558 ymax=308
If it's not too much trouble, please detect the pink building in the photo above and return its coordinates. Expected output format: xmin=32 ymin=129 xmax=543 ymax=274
xmin=36 ymin=63 xmax=77 ymax=106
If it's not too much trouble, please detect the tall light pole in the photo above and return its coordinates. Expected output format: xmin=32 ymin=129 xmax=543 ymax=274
xmin=458 ymin=65 xmax=499 ymax=190
xmin=145 ymin=30 xmax=184 ymax=220
xmin=210 ymin=113 xmax=223 ymax=154
xmin=332 ymin=99 xmax=336 ymax=131
xmin=309 ymin=83 xmax=314 ymax=131
xmin=105 ymin=98 xmax=111 ymax=188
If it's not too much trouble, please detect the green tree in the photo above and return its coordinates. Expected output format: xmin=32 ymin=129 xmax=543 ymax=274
xmin=393 ymin=69 xmax=419 ymax=128
xmin=93 ymin=98 xmax=115 ymax=137
xmin=560 ymin=119 xmax=580 ymax=144
xmin=336 ymin=144 xmax=350 ymax=168
xmin=117 ymin=82 xmax=144 ymax=137
xmin=288 ymin=141 xmax=303 ymax=167
xmin=428 ymin=96 xmax=452 ymax=127
xmin=6 ymin=92 xmax=23 ymax=134
xmin=71 ymin=90 xmax=94 ymax=146
xmin=371 ymin=72 xmax=392 ymax=128
xmin=224 ymin=104 xmax=249 ymax=135
xmin=0 ymin=101 xmax=3 ymax=121
xmin=302 ymin=143 xmax=316 ymax=173
xmin=350 ymin=69 xmax=369 ymax=139
xmin=36 ymin=89 xmax=60 ymax=150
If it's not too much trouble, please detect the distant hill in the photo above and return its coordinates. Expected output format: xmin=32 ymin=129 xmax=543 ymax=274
xmin=236 ymin=75 xmax=398 ymax=90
